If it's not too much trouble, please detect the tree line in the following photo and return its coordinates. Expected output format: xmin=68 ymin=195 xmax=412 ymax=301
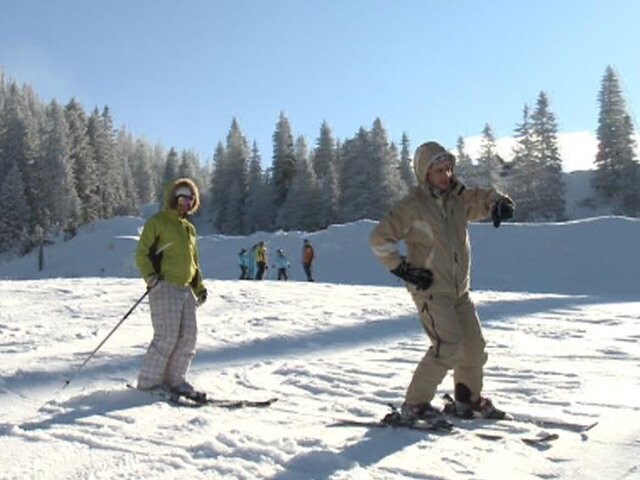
xmin=0 ymin=65 xmax=637 ymax=256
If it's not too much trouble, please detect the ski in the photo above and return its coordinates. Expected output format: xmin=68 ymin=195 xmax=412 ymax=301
xmin=441 ymin=393 xmax=597 ymax=433
xmin=127 ymin=384 xmax=278 ymax=409
xmin=329 ymin=417 xmax=558 ymax=446
xmin=474 ymin=431 xmax=559 ymax=446
xmin=329 ymin=417 xmax=453 ymax=433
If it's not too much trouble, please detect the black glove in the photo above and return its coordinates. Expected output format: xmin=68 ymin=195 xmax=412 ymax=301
xmin=492 ymin=196 xmax=515 ymax=228
xmin=390 ymin=259 xmax=433 ymax=290
xmin=145 ymin=274 xmax=163 ymax=290
xmin=196 ymin=289 xmax=208 ymax=307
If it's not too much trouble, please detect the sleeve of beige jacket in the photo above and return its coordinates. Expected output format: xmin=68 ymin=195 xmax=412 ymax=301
xmin=369 ymin=205 xmax=407 ymax=271
xmin=459 ymin=186 xmax=504 ymax=222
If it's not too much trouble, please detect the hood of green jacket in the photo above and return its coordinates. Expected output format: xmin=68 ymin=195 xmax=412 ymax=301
xmin=162 ymin=178 xmax=200 ymax=215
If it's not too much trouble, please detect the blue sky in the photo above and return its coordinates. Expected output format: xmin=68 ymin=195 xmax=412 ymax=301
xmin=1 ymin=0 xmax=638 ymax=170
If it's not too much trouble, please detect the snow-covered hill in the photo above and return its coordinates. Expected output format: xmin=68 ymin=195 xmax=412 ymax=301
xmin=0 ymin=216 xmax=639 ymax=479
xmin=1 ymin=214 xmax=638 ymax=296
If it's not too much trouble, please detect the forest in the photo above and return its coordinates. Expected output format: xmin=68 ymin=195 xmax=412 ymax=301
xmin=0 ymin=66 xmax=637 ymax=256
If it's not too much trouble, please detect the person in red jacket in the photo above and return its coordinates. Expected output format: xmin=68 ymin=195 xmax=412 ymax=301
xmin=302 ymin=239 xmax=315 ymax=282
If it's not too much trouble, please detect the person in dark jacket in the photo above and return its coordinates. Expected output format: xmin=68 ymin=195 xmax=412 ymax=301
xmin=302 ymin=239 xmax=315 ymax=282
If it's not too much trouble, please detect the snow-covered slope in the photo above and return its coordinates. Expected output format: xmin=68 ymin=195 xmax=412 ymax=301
xmin=0 ymin=216 xmax=639 ymax=479
xmin=1 ymin=215 xmax=638 ymax=296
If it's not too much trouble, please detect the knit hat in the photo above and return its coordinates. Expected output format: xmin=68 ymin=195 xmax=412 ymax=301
xmin=413 ymin=142 xmax=456 ymax=184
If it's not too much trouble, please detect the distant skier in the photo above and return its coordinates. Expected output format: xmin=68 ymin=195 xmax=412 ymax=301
xmin=369 ymin=141 xmax=514 ymax=422
xmin=248 ymin=244 xmax=258 ymax=280
xmin=238 ymin=248 xmax=250 ymax=280
xmin=135 ymin=178 xmax=207 ymax=396
xmin=301 ymin=239 xmax=315 ymax=282
xmin=254 ymin=241 xmax=268 ymax=280
xmin=273 ymin=248 xmax=291 ymax=280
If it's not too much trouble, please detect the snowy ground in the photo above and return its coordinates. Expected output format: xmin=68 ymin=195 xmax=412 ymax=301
xmin=1 ymin=217 xmax=639 ymax=479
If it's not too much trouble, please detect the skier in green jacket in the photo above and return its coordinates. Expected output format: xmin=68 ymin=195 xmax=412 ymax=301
xmin=135 ymin=178 xmax=207 ymax=395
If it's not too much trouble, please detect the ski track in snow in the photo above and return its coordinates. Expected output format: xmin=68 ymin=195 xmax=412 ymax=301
xmin=1 ymin=278 xmax=639 ymax=479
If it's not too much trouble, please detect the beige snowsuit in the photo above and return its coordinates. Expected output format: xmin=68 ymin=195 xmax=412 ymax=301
xmin=369 ymin=142 xmax=505 ymax=405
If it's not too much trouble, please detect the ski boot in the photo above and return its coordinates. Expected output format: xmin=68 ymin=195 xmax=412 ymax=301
xmin=169 ymin=381 xmax=207 ymax=403
xmin=443 ymin=383 xmax=507 ymax=420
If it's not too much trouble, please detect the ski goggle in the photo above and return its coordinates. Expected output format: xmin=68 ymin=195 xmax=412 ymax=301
xmin=177 ymin=194 xmax=194 ymax=204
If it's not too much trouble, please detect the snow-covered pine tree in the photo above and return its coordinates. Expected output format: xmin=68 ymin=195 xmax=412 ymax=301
xmin=209 ymin=142 xmax=226 ymax=233
xmin=510 ymin=104 xmax=538 ymax=221
xmin=0 ymin=161 xmax=30 ymax=253
xmin=278 ymin=136 xmax=323 ymax=231
xmin=161 ymin=147 xmax=180 ymax=200
xmin=593 ymin=65 xmax=639 ymax=216
xmin=399 ymin=133 xmax=415 ymax=189
xmin=476 ymin=123 xmax=504 ymax=191
xmin=0 ymin=68 xmax=6 ymax=113
xmin=313 ymin=121 xmax=340 ymax=228
xmin=271 ymin=111 xmax=296 ymax=208
xmin=178 ymin=150 xmax=199 ymax=184
xmin=40 ymin=100 xmax=81 ymax=232
xmin=339 ymin=127 xmax=370 ymax=223
xmin=88 ymin=107 xmax=125 ymax=218
xmin=0 ymin=82 xmax=39 ymax=250
xmin=368 ymin=118 xmax=407 ymax=218
xmin=65 ymin=98 xmax=100 ymax=225
xmin=244 ymin=142 xmax=275 ymax=233
xmin=454 ymin=136 xmax=476 ymax=185
xmin=130 ymin=139 xmax=155 ymax=205
xmin=115 ymin=128 xmax=140 ymax=215
xmin=530 ymin=91 xmax=565 ymax=221
xmin=220 ymin=118 xmax=249 ymax=234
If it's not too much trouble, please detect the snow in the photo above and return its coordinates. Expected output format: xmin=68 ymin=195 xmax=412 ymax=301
xmin=1 ymin=215 xmax=639 ymax=479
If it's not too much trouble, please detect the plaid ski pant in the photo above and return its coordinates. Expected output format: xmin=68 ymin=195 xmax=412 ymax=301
xmin=137 ymin=281 xmax=198 ymax=390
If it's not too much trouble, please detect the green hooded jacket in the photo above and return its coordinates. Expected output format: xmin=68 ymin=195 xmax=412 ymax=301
xmin=135 ymin=178 xmax=205 ymax=296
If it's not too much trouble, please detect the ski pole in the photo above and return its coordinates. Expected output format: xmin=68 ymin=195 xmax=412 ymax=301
xmin=63 ymin=282 xmax=157 ymax=389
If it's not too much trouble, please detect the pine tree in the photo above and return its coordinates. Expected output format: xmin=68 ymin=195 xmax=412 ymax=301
xmin=178 ymin=150 xmax=200 ymax=184
xmin=40 ymin=100 xmax=81 ymax=232
xmin=271 ymin=111 xmax=296 ymax=207
xmin=209 ymin=142 xmax=227 ymax=233
xmin=368 ymin=118 xmax=407 ymax=218
xmin=313 ymin=121 xmax=340 ymax=227
xmin=0 ymin=82 xmax=38 ymax=248
xmin=88 ymin=107 xmax=125 ymax=218
xmin=510 ymin=104 xmax=538 ymax=220
xmin=530 ymin=92 xmax=565 ymax=220
xmin=278 ymin=136 xmax=322 ymax=231
xmin=0 ymin=68 xmax=6 ymax=113
xmin=115 ymin=128 xmax=139 ymax=215
xmin=161 ymin=147 xmax=180 ymax=199
xmin=593 ymin=66 xmax=639 ymax=216
xmin=220 ymin=118 xmax=249 ymax=234
xmin=0 ymin=161 xmax=30 ymax=253
xmin=151 ymin=143 xmax=167 ymax=199
xmin=65 ymin=99 xmax=100 ymax=225
xmin=244 ymin=142 xmax=275 ymax=233
xmin=130 ymin=139 xmax=155 ymax=204
xmin=476 ymin=124 xmax=504 ymax=190
xmin=339 ymin=119 xmax=407 ymax=223
xmin=339 ymin=127 xmax=370 ymax=222
xmin=399 ymin=133 xmax=415 ymax=189
xmin=454 ymin=136 xmax=476 ymax=185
